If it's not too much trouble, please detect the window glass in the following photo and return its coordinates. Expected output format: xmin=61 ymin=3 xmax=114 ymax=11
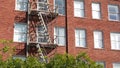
xmin=94 ymin=31 xmax=103 ymax=48
xmin=14 ymin=23 xmax=27 ymax=42
xmin=111 ymin=33 xmax=120 ymax=50
xmin=74 ymin=0 xmax=84 ymax=17
xmin=75 ymin=29 xmax=86 ymax=47
xmin=113 ymin=63 xmax=120 ymax=68
xmin=108 ymin=5 xmax=119 ymax=21
xmin=92 ymin=3 xmax=101 ymax=19
xmin=55 ymin=0 xmax=65 ymax=15
xmin=15 ymin=0 xmax=28 ymax=11
xmin=54 ymin=27 xmax=65 ymax=45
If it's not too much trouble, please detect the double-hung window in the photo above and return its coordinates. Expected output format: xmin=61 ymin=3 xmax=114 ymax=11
xmin=15 ymin=0 xmax=28 ymax=11
xmin=54 ymin=27 xmax=65 ymax=45
xmin=113 ymin=63 xmax=120 ymax=68
xmin=94 ymin=31 xmax=103 ymax=49
xmin=74 ymin=0 xmax=85 ymax=17
xmin=75 ymin=29 xmax=86 ymax=47
xmin=108 ymin=5 xmax=119 ymax=21
xmin=54 ymin=0 xmax=65 ymax=15
xmin=13 ymin=23 xmax=27 ymax=42
xmin=92 ymin=3 xmax=101 ymax=19
xmin=110 ymin=33 xmax=120 ymax=50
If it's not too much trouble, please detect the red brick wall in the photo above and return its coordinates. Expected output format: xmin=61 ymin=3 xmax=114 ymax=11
xmin=0 ymin=0 xmax=26 ymax=58
xmin=0 ymin=0 xmax=120 ymax=68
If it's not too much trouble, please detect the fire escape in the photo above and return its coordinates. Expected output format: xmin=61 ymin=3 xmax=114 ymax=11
xmin=27 ymin=0 xmax=58 ymax=62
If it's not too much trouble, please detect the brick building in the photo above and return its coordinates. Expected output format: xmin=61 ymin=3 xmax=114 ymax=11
xmin=0 ymin=0 xmax=120 ymax=68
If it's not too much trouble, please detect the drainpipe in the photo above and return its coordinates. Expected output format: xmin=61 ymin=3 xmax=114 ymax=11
xmin=65 ymin=0 xmax=68 ymax=54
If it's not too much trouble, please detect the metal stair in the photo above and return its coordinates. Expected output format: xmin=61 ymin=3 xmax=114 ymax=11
xmin=27 ymin=0 xmax=58 ymax=63
xmin=36 ymin=43 xmax=47 ymax=63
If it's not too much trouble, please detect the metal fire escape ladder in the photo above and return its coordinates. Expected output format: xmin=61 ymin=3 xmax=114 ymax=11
xmin=37 ymin=12 xmax=51 ymax=44
xmin=36 ymin=43 xmax=47 ymax=62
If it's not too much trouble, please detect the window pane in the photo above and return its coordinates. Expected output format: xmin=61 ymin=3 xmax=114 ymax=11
xmin=55 ymin=0 xmax=65 ymax=15
xmin=111 ymin=33 xmax=120 ymax=50
xmin=108 ymin=5 xmax=119 ymax=21
xmin=74 ymin=9 xmax=84 ymax=17
xmin=58 ymin=37 xmax=65 ymax=45
xmin=92 ymin=3 xmax=100 ymax=11
xmin=109 ymin=14 xmax=118 ymax=20
xmin=109 ymin=5 xmax=119 ymax=13
xmin=75 ymin=29 xmax=86 ymax=47
xmin=80 ymin=30 xmax=85 ymax=38
xmin=15 ymin=0 xmax=28 ymax=11
xmin=75 ymin=30 xmax=79 ymax=38
xmin=58 ymin=28 xmax=65 ymax=36
xmin=14 ymin=33 xmax=27 ymax=42
xmin=94 ymin=40 xmax=103 ymax=48
xmin=94 ymin=31 xmax=103 ymax=48
xmin=113 ymin=63 xmax=120 ymax=68
xmin=54 ymin=27 xmax=65 ymax=45
xmin=80 ymin=39 xmax=86 ymax=47
xmin=92 ymin=11 xmax=101 ymax=19
xmin=74 ymin=0 xmax=84 ymax=17
xmin=14 ymin=23 xmax=27 ymax=42
xmin=14 ymin=23 xmax=27 ymax=33
xmin=75 ymin=38 xmax=79 ymax=46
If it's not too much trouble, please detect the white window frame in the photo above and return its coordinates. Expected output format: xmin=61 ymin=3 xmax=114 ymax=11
xmin=110 ymin=33 xmax=120 ymax=50
xmin=74 ymin=0 xmax=85 ymax=17
xmin=54 ymin=27 xmax=65 ymax=46
xmin=75 ymin=29 xmax=86 ymax=47
xmin=108 ymin=5 xmax=119 ymax=21
xmin=92 ymin=3 xmax=101 ymax=19
xmin=113 ymin=63 xmax=120 ymax=68
xmin=54 ymin=0 xmax=65 ymax=15
xmin=13 ymin=23 xmax=27 ymax=42
xmin=93 ymin=31 xmax=103 ymax=49
xmin=15 ymin=0 xmax=28 ymax=11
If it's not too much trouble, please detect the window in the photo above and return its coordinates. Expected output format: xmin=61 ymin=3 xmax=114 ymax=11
xmin=110 ymin=33 xmax=120 ymax=50
xmin=37 ymin=25 xmax=48 ymax=43
xmin=92 ymin=3 xmax=101 ymax=19
xmin=113 ymin=63 xmax=120 ymax=68
xmin=15 ymin=0 xmax=28 ymax=11
xmin=54 ymin=0 xmax=65 ymax=15
xmin=96 ymin=62 xmax=105 ymax=68
xmin=37 ymin=0 xmax=47 ymax=11
xmin=13 ymin=23 xmax=27 ymax=42
xmin=108 ymin=5 xmax=119 ymax=21
xmin=75 ymin=29 xmax=86 ymax=47
xmin=54 ymin=27 xmax=65 ymax=45
xmin=94 ymin=31 xmax=103 ymax=49
xmin=74 ymin=0 xmax=85 ymax=17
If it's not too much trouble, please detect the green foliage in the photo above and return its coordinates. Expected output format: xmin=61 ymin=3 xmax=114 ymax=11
xmin=2 ymin=46 xmax=10 ymax=53
xmin=0 ymin=48 xmax=103 ymax=68
xmin=47 ymin=53 xmax=104 ymax=68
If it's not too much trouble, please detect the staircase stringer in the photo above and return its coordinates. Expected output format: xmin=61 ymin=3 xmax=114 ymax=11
xmin=38 ymin=12 xmax=52 ymax=44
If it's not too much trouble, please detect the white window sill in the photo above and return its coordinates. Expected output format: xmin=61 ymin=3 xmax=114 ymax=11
xmin=13 ymin=41 xmax=27 ymax=43
xmin=75 ymin=46 xmax=87 ymax=49
xmin=108 ymin=19 xmax=120 ymax=22
xmin=94 ymin=48 xmax=104 ymax=50
xmin=111 ymin=49 xmax=120 ymax=51
xmin=74 ymin=16 xmax=86 ymax=19
xmin=15 ymin=9 xmax=27 ymax=12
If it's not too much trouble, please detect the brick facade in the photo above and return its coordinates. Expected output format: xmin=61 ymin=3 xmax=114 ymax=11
xmin=0 ymin=0 xmax=120 ymax=68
